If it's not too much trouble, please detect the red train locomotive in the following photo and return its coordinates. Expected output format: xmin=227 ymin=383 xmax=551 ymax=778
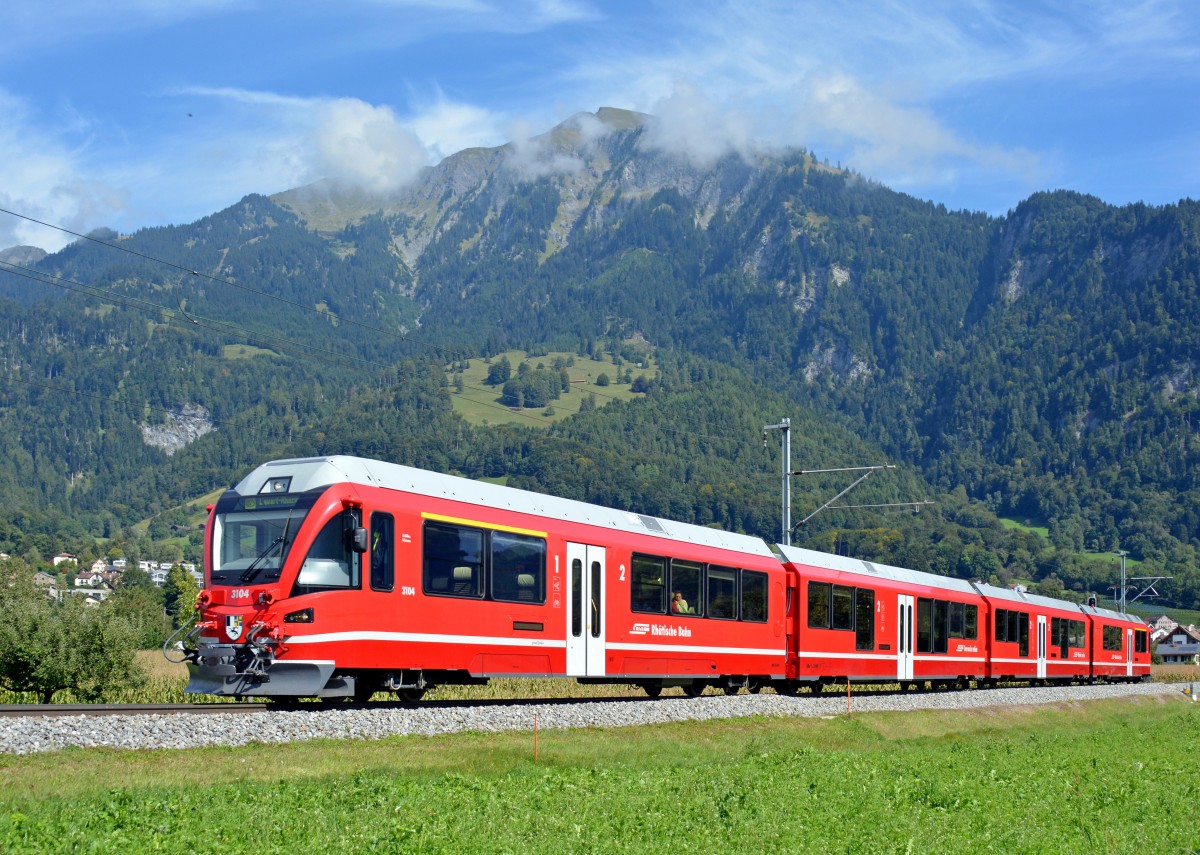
xmin=179 ymin=456 xmax=1150 ymax=700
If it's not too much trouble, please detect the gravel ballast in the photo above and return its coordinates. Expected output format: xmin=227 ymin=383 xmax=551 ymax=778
xmin=0 ymin=682 xmax=1187 ymax=755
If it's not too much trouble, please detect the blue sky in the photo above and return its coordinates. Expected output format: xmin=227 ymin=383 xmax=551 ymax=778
xmin=2 ymin=0 xmax=1198 ymax=251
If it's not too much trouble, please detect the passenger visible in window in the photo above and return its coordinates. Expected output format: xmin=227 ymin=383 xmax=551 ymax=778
xmin=671 ymin=591 xmax=693 ymax=615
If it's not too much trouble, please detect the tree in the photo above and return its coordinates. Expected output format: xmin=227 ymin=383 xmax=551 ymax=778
xmin=595 ymin=373 xmax=611 ymax=387
xmin=0 ymin=575 xmax=145 ymax=703
xmin=485 ymin=356 xmax=512 ymax=385
xmin=163 ymin=565 xmax=200 ymax=628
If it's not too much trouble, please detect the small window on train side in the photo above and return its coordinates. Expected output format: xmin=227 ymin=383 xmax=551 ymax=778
xmin=1103 ymin=625 xmax=1122 ymax=651
xmin=916 ymin=598 xmax=933 ymax=653
xmin=1017 ymin=612 xmax=1029 ymax=657
xmin=964 ymin=605 xmax=978 ymax=640
xmin=741 ymin=571 xmax=768 ymax=622
xmin=831 ymin=585 xmax=854 ymax=631
xmin=932 ymin=600 xmax=949 ymax=654
xmin=422 ymin=521 xmax=483 ymax=599
xmin=995 ymin=608 xmax=1008 ymax=643
xmin=369 ymin=512 xmax=394 ymax=592
xmin=632 ymin=554 xmax=666 ymax=614
xmin=707 ymin=565 xmax=737 ymax=620
xmin=670 ymin=560 xmax=702 ymax=616
xmin=854 ymin=588 xmax=874 ymax=650
xmin=491 ymin=530 xmax=546 ymax=604
xmin=949 ymin=601 xmax=965 ymax=639
xmin=1135 ymin=630 xmax=1147 ymax=653
xmin=807 ymin=581 xmax=831 ymax=629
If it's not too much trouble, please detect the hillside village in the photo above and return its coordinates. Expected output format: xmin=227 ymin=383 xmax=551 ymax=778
xmin=2 ymin=553 xmax=200 ymax=605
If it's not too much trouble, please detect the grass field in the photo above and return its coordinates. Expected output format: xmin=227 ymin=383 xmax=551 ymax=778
xmin=0 ymin=695 xmax=1194 ymax=853
xmin=445 ymin=349 xmax=656 ymax=428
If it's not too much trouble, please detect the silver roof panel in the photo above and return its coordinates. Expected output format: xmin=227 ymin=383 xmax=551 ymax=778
xmin=235 ymin=456 xmax=778 ymax=559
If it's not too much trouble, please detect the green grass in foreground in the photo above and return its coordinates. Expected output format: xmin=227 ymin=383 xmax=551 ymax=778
xmin=1 ymin=695 xmax=1196 ymax=853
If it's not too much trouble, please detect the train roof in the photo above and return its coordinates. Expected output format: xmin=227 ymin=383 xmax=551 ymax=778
xmin=235 ymin=456 xmax=779 ymax=561
xmin=972 ymin=581 xmax=1086 ymax=614
xmin=1079 ymin=603 xmax=1144 ymax=624
xmin=776 ymin=544 xmax=979 ymax=597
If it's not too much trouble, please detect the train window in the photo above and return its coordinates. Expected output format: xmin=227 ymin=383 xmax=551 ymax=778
xmin=964 ymin=605 xmax=978 ymax=640
xmin=670 ymin=560 xmax=702 ymax=616
xmin=995 ymin=608 xmax=1008 ymax=643
xmin=916 ymin=598 xmax=932 ymax=653
xmin=854 ymin=588 xmax=874 ymax=650
xmin=707 ymin=565 xmax=737 ymax=620
xmin=369 ymin=512 xmax=394 ymax=592
xmin=932 ymin=600 xmax=949 ymax=654
xmin=631 ymin=554 xmax=667 ymax=614
xmin=949 ymin=601 xmax=965 ymax=638
xmin=831 ymin=585 xmax=854 ymax=630
xmin=1052 ymin=617 xmax=1068 ymax=657
xmin=1017 ymin=612 xmax=1029 ymax=657
xmin=590 ymin=561 xmax=602 ymax=639
xmin=422 ymin=522 xmax=483 ymax=599
xmin=571 ymin=559 xmax=583 ymax=638
xmin=1070 ymin=620 xmax=1085 ymax=649
xmin=741 ymin=571 xmax=768 ymax=622
xmin=807 ymin=582 xmax=831 ymax=628
xmin=294 ymin=510 xmax=362 ymax=593
xmin=491 ymin=531 xmax=546 ymax=604
xmin=1007 ymin=610 xmax=1020 ymax=646
xmin=1134 ymin=629 xmax=1147 ymax=653
xmin=1103 ymin=625 xmax=1122 ymax=651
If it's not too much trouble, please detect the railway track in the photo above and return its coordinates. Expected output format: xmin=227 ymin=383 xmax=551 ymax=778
xmin=0 ymin=702 xmax=269 ymax=718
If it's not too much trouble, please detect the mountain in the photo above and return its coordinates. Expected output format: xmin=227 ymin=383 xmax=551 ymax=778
xmin=1 ymin=107 xmax=1197 ymax=607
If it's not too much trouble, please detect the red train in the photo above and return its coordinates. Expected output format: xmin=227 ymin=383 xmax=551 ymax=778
xmin=179 ymin=456 xmax=1150 ymax=700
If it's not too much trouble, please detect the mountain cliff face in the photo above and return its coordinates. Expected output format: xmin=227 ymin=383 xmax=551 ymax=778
xmin=2 ymin=108 xmax=1198 ymax=593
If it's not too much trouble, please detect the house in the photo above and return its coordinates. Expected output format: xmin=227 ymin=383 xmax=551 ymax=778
xmin=150 ymin=567 xmax=169 ymax=587
xmin=1147 ymin=614 xmax=1178 ymax=633
xmin=1166 ymin=625 xmax=1200 ymax=646
xmin=90 ymin=559 xmax=108 ymax=575
xmin=33 ymin=571 xmax=57 ymax=588
xmin=74 ymin=571 xmax=104 ymax=588
xmin=111 ymin=558 xmax=128 ymax=570
xmin=52 ymin=553 xmax=77 ymax=567
xmin=1157 ymin=642 xmax=1200 ymax=665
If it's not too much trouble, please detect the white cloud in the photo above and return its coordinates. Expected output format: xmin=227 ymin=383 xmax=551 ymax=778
xmin=408 ymin=97 xmax=504 ymax=162
xmin=640 ymin=83 xmax=757 ymax=168
xmin=0 ymin=89 xmax=130 ymax=252
xmin=312 ymin=99 xmax=429 ymax=193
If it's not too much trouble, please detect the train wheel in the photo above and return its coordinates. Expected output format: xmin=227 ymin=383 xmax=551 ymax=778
xmin=683 ymin=682 xmax=706 ymax=698
xmin=747 ymin=681 xmax=763 ymax=694
xmin=399 ymin=688 xmax=426 ymax=703
xmin=723 ymin=685 xmax=739 ymax=696
xmin=642 ymin=684 xmax=662 ymax=698
xmin=808 ymin=679 xmax=825 ymax=694
xmin=774 ymin=681 xmax=800 ymax=696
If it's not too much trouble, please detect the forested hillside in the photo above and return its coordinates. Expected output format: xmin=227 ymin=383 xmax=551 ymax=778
xmin=2 ymin=107 xmax=1197 ymax=607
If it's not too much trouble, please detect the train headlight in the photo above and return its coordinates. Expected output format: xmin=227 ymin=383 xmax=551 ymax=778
xmin=284 ymin=608 xmax=314 ymax=624
xmin=260 ymin=477 xmax=291 ymax=494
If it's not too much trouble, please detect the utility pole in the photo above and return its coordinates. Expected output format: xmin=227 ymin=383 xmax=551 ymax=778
xmin=1116 ymin=550 xmax=1128 ymax=614
xmin=763 ymin=419 xmax=791 ymax=545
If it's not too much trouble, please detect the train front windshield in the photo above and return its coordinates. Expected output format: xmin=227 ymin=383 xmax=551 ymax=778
xmin=209 ymin=491 xmax=322 ymax=586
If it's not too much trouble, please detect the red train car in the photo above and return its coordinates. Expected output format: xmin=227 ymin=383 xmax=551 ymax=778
xmin=776 ymin=546 xmax=987 ymax=690
xmin=1081 ymin=603 xmax=1151 ymax=682
xmin=973 ymin=583 xmax=1092 ymax=684
xmin=185 ymin=456 xmax=789 ymax=700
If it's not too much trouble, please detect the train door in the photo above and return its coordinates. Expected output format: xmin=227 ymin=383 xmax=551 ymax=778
xmin=565 ymin=543 xmax=606 ymax=677
xmin=1126 ymin=628 xmax=1133 ymax=678
xmin=897 ymin=594 xmax=914 ymax=681
xmin=1036 ymin=615 xmax=1047 ymax=679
